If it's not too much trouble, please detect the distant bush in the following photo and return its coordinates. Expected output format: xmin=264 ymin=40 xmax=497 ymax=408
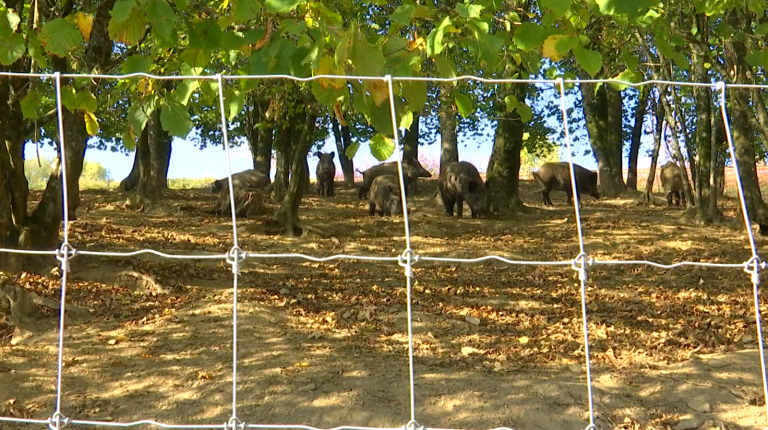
xmin=25 ymin=156 xmax=113 ymax=190
xmin=169 ymin=177 xmax=215 ymax=189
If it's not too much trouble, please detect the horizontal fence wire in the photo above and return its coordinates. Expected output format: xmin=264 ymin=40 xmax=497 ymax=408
xmin=1 ymin=73 xmax=767 ymax=430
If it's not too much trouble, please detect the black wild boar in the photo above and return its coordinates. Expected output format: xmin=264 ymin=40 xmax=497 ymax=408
xmin=532 ymin=162 xmax=600 ymax=206
xmin=660 ymin=161 xmax=686 ymax=206
xmin=315 ymin=151 xmax=336 ymax=197
xmin=368 ymin=175 xmax=403 ymax=216
xmin=209 ymin=169 xmax=270 ymax=194
xmin=358 ymin=157 xmax=431 ymax=199
xmin=438 ymin=161 xmax=488 ymax=218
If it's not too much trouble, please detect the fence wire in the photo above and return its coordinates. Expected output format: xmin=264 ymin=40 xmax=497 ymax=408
xmin=0 ymin=72 xmax=767 ymax=430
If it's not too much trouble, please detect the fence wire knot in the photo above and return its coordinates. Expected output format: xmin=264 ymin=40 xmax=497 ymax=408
xmin=225 ymin=416 xmax=245 ymax=430
xmin=47 ymin=412 xmax=69 ymax=430
xmin=226 ymin=246 xmax=246 ymax=275
xmin=405 ymin=419 xmax=423 ymax=430
xmin=398 ymin=249 xmax=420 ymax=278
xmin=744 ymin=255 xmax=763 ymax=285
xmin=583 ymin=424 xmax=600 ymax=430
xmin=55 ymin=242 xmax=76 ymax=272
xmin=572 ymin=253 xmax=593 ymax=282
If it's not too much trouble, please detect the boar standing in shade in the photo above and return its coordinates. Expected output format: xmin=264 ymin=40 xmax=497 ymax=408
xmin=660 ymin=161 xmax=686 ymax=206
xmin=368 ymin=175 xmax=403 ymax=216
xmin=315 ymin=151 xmax=336 ymax=197
xmin=532 ymin=162 xmax=599 ymax=206
xmin=209 ymin=169 xmax=270 ymax=194
xmin=438 ymin=161 xmax=488 ymax=218
xmin=358 ymin=157 xmax=431 ymax=199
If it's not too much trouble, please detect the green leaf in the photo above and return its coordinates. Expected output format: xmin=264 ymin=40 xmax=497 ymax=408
xmin=232 ymin=0 xmax=261 ymax=23
xmin=350 ymin=33 xmax=385 ymax=76
xmin=84 ymin=111 xmax=100 ymax=136
xmin=513 ymin=22 xmax=547 ymax=50
xmin=399 ymin=110 xmax=413 ymax=130
xmin=539 ymin=0 xmax=571 ymax=17
xmin=60 ymin=86 xmax=76 ymax=111
xmin=756 ymin=23 xmax=768 ymax=36
xmin=594 ymin=0 xmax=614 ymax=15
xmin=434 ymin=55 xmax=457 ymax=79
xmin=21 ymin=92 xmax=43 ymax=120
xmin=345 ymin=141 xmax=360 ymax=159
xmin=128 ymin=100 xmax=154 ymax=133
xmin=27 ymin=33 xmax=48 ymax=68
xmin=504 ymin=95 xmax=518 ymax=112
xmin=390 ymin=4 xmax=415 ymax=25
xmin=401 ymin=80 xmax=427 ymax=112
xmin=369 ymin=134 xmax=395 ymax=161
xmin=160 ymin=100 xmax=193 ymax=138
xmin=0 ymin=32 xmax=24 ymax=65
xmin=425 ymin=16 xmax=452 ymax=57
xmin=311 ymin=80 xmax=347 ymax=105
xmin=457 ymin=3 xmax=483 ymax=18
xmin=108 ymin=2 xmax=146 ymax=45
xmin=454 ymin=92 xmax=473 ymax=117
xmin=573 ymin=46 xmax=602 ymax=77
xmin=188 ymin=19 xmax=222 ymax=50
xmin=335 ymin=31 xmax=352 ymax=66
xmin=146 ymin=0 xmax=176 ymax=41
xmin=516 ymin=103 xmax=533 ymax=123
xmin=554 ymin=35 xmax=579 ymax=56
xmin=610 ymin=69 xmax=643 ymax=91
xmin=180 ymin=49 xmax=211 ymax=74
xmin=622 ymin=48 xmax=639 ymax=70
xmin=174 ymin=0 xmax=189 ymax=9
xmin=173 ymin=80 xmax=199 ymax=106
xmin=122 ymin=54 xmax=152 ymax=74
xmin=39 ymin=18 xmax=83 ymax=57
xmin=264 ymin=0 xmax=307 ymax=14
xmin=225 ymin=90 xmax=245 ymax=121
xmin=72 ymin=91 xmax=98 ymax=113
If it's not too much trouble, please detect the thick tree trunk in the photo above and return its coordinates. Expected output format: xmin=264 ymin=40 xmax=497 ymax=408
xmin=302 ymin=155 xmax=310 ymax=194
xmin=725 ymin=34 xmax=768 ymax=227
xmin=486 ymin=86 xmax=527 ymax=214
xmin=750 ymin=88 xmax=768 ymax=147
xmin=643 ymin=99 xmax=665 ymax=203
xmin=670 ymin=85 xmax=697 ymax=191
xmin=152 ymin=124 xmax=172 ymax=189
xmin=245 ymin=92 xmax=274 ymax=178
xmin=439 ymin=91 xmax=458 ymax=177
xmin=273 ymin=124 xmax=293 ymax=201
xmin=124 ymin=109 xmax=170 ymax=208
xmin=118 ymin=149 xmax=139 ymax=192
xmin=580 ymin=80 xmax=626 ymax=197
xmin=627 ymin=87 xmax=650 ymax=191
xmin=331 ymin=117 xmax=354 ymax=185
xmin=710 ymin=99 xmax=725 ymax=217
xmin=403 ymin=111 xmax=420 ymax=160
xmin=273 ymin=106 xmax=319 ymax=237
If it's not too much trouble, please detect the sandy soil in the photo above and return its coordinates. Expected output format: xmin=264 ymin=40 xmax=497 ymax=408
xmin=2 ymin=179 xmax=768 ymax=430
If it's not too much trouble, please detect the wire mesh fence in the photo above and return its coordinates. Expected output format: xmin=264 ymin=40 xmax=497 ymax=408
xmin=0 ymin=71 xmax=766 ymax=430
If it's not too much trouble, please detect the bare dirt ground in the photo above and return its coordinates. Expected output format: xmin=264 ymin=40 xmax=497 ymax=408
xmin=2 ymin=179 xmax=768 ymax=430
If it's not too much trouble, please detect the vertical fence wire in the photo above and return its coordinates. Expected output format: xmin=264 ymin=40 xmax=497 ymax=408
xmin=555 ymin=78 xmax=596 ymax=428
xmin=384 ymin=74 xmax=418 ymax=425
xmin=215 ymin=74 xmax=244 ymax=426
xmin=716 ymin=81 xmax=768 ymax=419
xmin=50 ymin=72 xmax=73 ymax=430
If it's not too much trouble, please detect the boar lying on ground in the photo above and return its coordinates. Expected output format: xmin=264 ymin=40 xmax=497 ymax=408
xmin=315 ymin=152 xmax=336 ymax=197
xmin=209 ymin=169 xmax=270 ymax=194
xmin=358 ymin=157 xmax=431 ymax=199
xmin=368 ymin=175 xmax=403 ymax=216
xmin=660 ymin=161 xmax=686 ymax=207
xmin=438 ymin=161 xmax=488 ymax=218
xmin=532 ymin=162 xmax=599 ymax=206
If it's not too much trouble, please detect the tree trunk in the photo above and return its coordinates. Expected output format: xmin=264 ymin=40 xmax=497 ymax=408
xmin=657 ymin=85 xmax=695 ymax=208
xmin=403 ymin=111 xmax=420 ymax=193
xmin=486 ymin=86 xmax=527 ymax=214
xmin=710 ymin=98 xmax=725 ymax=217
xmin=627 ymin=87 xmax=650 ymax=191
xmin=302 ymin=155 xmax=310 ymax=194
xmin=693 ymin=41 xmax=713 ymax=221
xmin=273 ymin=105 xmax=319 ymax=237
xmin=643 ymin=98 xmax=665 ymax=203
xmin=245 ymin=92 xmax=274 ymax=177
xmin=579 ymin=79 xmax=626 ymax=197
xmin=331 ymin=117 xmax=354 ymax=185
xmin=118 ymin=149 xmax=140 ymax=192
xmin=750 ymin=88 xmax=768 ymax=147
xmin=273 ymin=123 xmax=293 ymax=201
xmin=439 ymin=90 xmax=458 ymax=178
xmin=152 ymin=124 xmax=172 ymax=190
xmin=670 ymin=85 xmax=697 ymax=191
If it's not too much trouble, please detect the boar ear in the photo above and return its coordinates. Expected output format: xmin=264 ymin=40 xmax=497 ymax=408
xmin=329 ymin=152 xmax=335 ymax=158
xmin=314 ymin=151 xmax=322 ymax=158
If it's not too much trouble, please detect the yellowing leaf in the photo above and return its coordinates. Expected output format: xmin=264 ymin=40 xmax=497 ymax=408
xmin=369 ymin=80 xmax=389 ymax=106
xmin=542 ymin=35 xmax=567 ymax=60
xmin=518 ymin=336 xmax=530 ymax=344
xmin=74 ymin=13 xmax=94 ymax=43
xmin=333 ymin=103 xmax=347 ymax=127
xmin=316 ymin=55 xmax=345 ymax=89
xmin=84 ymin=111 xmax=100 ymax=136
xmin=294 ymin=361 xmax=311 ymax=367
xmin=408 ymin=36 xmax=425 ymax=51
xmin=138 ymin=78 xmax=153 ymax=95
